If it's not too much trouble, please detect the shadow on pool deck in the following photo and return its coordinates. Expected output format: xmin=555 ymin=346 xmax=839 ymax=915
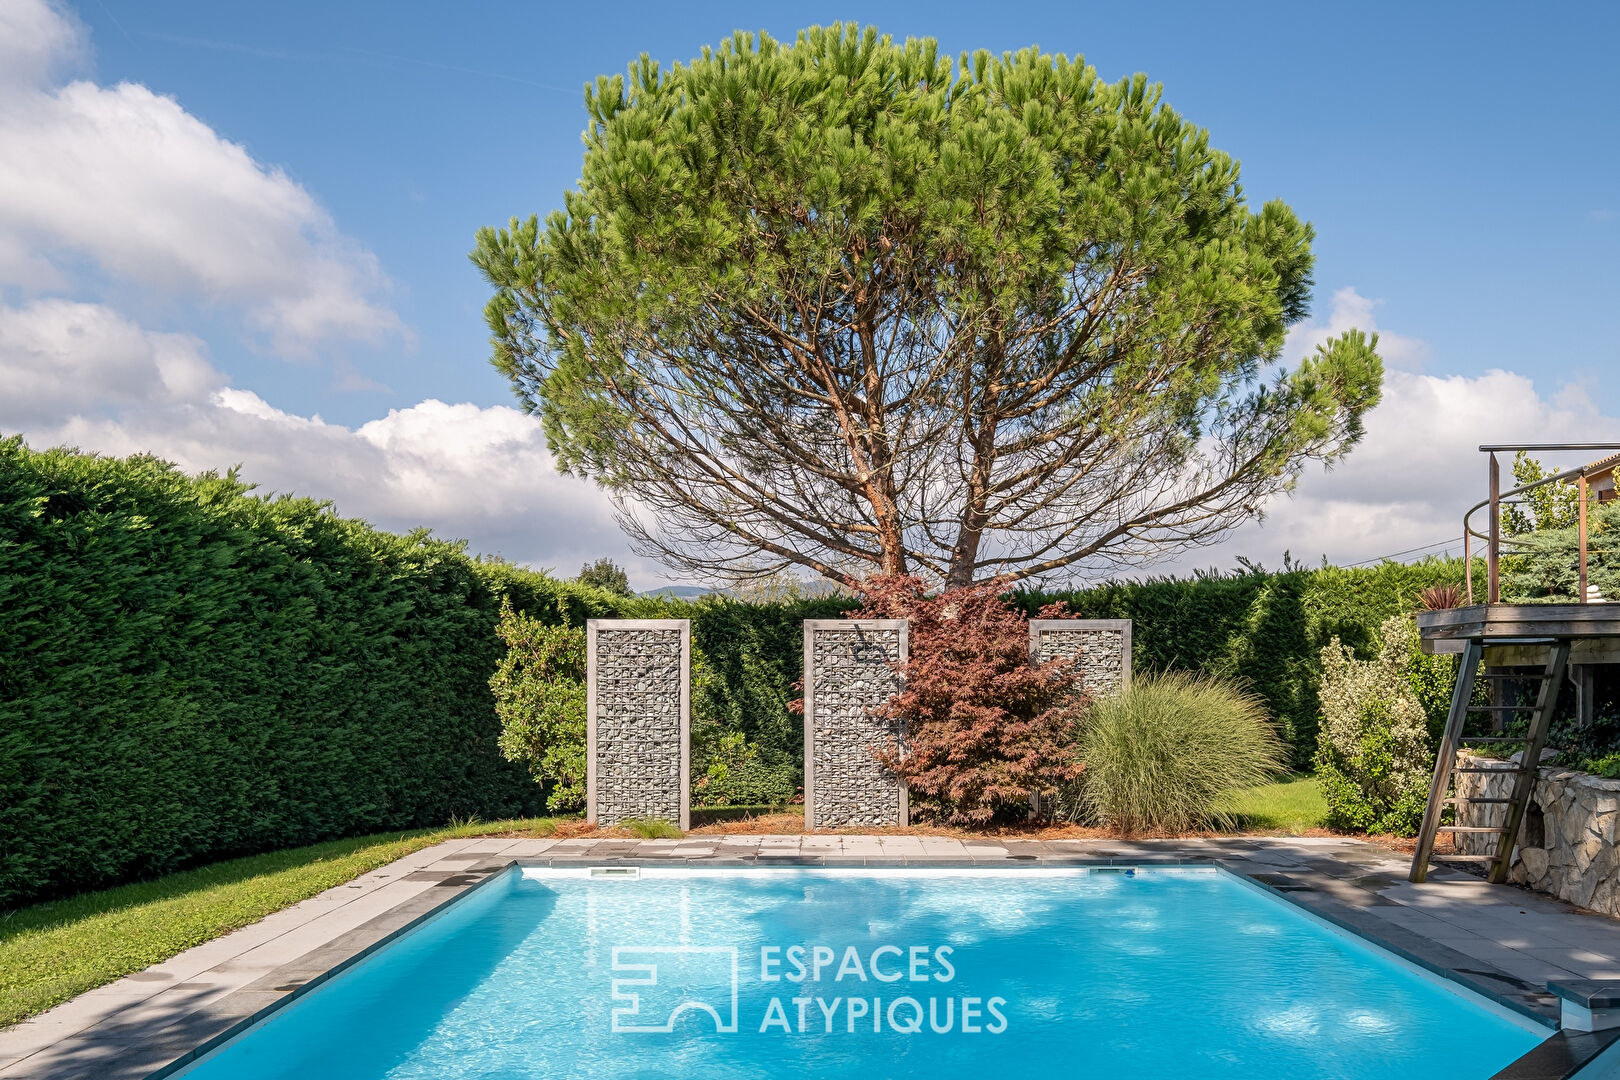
xmin=5 ymin=835 xmax=1620 ymax=1080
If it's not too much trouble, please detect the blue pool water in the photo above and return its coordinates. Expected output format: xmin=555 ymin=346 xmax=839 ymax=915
xmin=179 ymin=867 xmax=1546 ymax=1079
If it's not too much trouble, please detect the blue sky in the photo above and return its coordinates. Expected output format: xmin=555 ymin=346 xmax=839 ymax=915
xmin=3 ymin=0 xmax=1617 ymax=585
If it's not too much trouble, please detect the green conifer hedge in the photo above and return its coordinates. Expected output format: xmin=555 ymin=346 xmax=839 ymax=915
xmin=1 ymin=437 xmax=1473 ymax=905
xmin=0 ymin=439 xmax=640 ymax=908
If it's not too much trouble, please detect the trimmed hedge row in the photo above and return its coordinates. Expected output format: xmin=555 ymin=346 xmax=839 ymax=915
xmin=1 ymin=437 xmax=1471 ymax=905
xmin=687 ymin=596 xmax=847 ymax=764
xmin=0 ymin=440 xmax=646 ymax=908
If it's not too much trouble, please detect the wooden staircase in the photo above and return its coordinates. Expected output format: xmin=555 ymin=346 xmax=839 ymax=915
xmin=1409 ymin=638 xmax=1570 ymax=884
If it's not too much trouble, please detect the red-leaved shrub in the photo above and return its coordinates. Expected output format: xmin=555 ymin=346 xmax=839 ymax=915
xmin=851 ymin=577 xmax=1087 ymax=825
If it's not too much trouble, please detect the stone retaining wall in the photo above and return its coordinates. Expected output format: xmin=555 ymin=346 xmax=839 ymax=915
xmin=1455 ymin=751 xmax=1620 ymax=914
xmin=803 ymin=619 xmax=908 ymax=829
xmin=587 ymin=619 xmax=689 ymax=829
xmin=1029 ymin=619 xmax=1132 ymax=699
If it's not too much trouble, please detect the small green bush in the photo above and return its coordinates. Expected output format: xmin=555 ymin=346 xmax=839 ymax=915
xmin=1577 ymin=752 xmax=1620 ymax=780
xmin=1312 ymin=615 xmax=1453 ymax=834
xmin=691 ymin=729 xmax=797 ymax=807
xmin=1073 ymin=673 xmax=1285 ymax=833
xmin=490 ymin=600 xmax=587 ymax=812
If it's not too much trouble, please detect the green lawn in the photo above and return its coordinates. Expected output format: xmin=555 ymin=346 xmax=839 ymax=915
xmin=1217 ymin=774 xmax=1329 ymax=833
xmin=0 ymin=818 xmax=561 ymax=1029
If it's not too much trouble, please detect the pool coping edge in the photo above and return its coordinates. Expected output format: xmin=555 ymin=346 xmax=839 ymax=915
xmin=11 ymin=845 xmax=1605 ymax=1080
xmin=138 ymin=866 xmax=510 ymax=1080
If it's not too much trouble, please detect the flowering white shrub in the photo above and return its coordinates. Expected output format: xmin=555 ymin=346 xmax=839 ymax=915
xmin=1313 ymin=615 xmax=1445 ymax=834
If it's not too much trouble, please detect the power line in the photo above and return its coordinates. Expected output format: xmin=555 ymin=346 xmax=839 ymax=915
xmin=1342 ymin=536 xmax=1464 ymax=568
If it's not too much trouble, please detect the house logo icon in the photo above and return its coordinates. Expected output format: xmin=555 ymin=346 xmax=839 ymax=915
xmin=610 ymin=945 xmax=740 ymax=1033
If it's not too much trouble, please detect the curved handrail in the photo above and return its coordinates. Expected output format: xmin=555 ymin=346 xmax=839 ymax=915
xmin=1464 ymin=447 xmax=1620 ymax=604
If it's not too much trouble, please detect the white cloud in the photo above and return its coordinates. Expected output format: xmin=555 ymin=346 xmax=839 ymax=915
xmin=0 ymin=298 xmax=220 ymax=425
xmin=0 ymin=6 xmax=632 ymax=582
xmin=10 ymin=286 xmax=1610 ymax=589
xmin=0 ymin=0 xmax=81 ymax=89
xmin=1160 ymin=289 xmax=1620 ymax=575
xmin=1 ymin=299 xmax=639 ymax=581
xmin=0 ymin=0 xmax=399 ymax=352
xmin=0 ymin=6 xmax=634 ymax=581
xmin=1283 ymin=285 xmax=1430 ymax=371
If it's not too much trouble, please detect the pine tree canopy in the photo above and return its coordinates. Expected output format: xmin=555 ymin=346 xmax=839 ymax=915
xmin=472 ymin=23 xmax=1383 ymax=588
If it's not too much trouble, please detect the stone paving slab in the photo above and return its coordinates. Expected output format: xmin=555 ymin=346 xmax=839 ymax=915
xmin=7 ymin=835 xmax=1620 ymax=1079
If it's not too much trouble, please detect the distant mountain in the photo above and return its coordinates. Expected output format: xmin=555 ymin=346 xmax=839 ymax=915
xmin=638 ymin=585 xmax=716 ymax=599
xmin=774 ymin=577 xmax=847 ymax=598
xmin=639 ymin=579 xmax=851 ymax=601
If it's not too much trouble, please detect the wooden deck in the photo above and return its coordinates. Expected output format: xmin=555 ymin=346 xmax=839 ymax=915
xmin=1417 ymin=603 xmax=1620 ymax=663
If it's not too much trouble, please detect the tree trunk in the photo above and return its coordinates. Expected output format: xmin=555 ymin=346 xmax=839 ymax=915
xmin=944 ymin=525 xmax=983 ymax=589
xmin=945 ymin=378 xmax=1001 ymax=588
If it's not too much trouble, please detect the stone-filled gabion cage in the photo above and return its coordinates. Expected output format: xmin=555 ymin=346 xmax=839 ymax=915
xmin=586 ymin=619 xmax=690 ymax=830
xmin=1028 ymin=619 xmax=1132 ymax=699
xmin=803 ymin=619 xmax=909 ymax=829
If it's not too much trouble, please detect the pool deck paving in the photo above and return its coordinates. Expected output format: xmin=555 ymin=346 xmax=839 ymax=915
xmin=6 ymin=834 xmax=1620 ymax=1079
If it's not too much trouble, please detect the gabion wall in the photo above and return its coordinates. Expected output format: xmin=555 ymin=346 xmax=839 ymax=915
xmin=587 ymin=619 xmax=689 ymax=829
xmin=803 ymin=620 xmax=909 ymax=828
xmin=1029 ymin=619 xmax=1132 ymax=699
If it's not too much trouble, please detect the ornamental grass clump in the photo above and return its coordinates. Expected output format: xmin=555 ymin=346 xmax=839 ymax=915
xmin=1076 ymin=673 xmax=1285 ymax=834
xmin=619 ymin=818 xmax=684 ymax=839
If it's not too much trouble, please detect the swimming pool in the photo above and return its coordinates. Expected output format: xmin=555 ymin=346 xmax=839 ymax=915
xmin=176 ymin=866 xmax=1546 ymax=1079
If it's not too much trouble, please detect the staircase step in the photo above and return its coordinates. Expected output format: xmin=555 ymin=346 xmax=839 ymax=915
xmin=1436 ymin=825 xmax=1508 ymax=833
xmin=1436 ymin=854 xmax=1499 ymax=863
xmin=1443 ymin=797 xmax=1514 ymax=805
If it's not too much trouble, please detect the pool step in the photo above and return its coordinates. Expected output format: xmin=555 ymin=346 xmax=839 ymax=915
xmin=1410 ymin=637 xmax=1570 ymax=885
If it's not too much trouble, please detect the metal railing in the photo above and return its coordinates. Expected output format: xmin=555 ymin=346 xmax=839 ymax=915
xmin=1464 ymin=443 xmax=1620 ymax=605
